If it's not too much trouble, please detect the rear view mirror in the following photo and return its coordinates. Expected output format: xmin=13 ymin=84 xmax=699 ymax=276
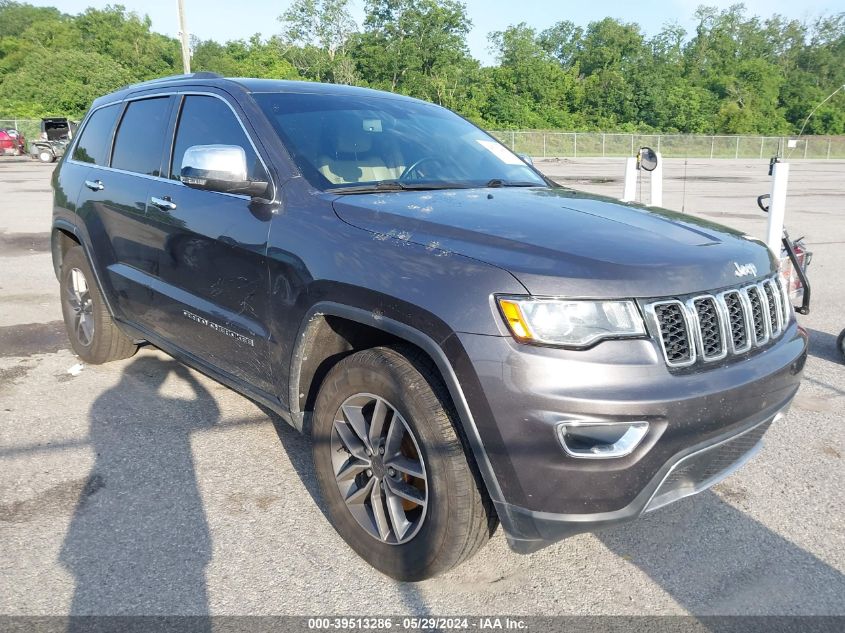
xmin=180 ymin=144 xmax=268 ymax=197
xmin=517 ymin=152 xmax=534 ymax=166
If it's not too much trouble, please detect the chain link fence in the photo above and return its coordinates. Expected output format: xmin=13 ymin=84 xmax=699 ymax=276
xmin=0 ymin=119 xmax=43 ymax=147
xmin=488 ymin=131 xmax=845 ymax=160
xmin=4 ymin=118 xmax=844 ymax=160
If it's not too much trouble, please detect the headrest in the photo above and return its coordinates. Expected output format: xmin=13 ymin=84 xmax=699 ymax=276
xmin=334 ymin=125 xmax=373 ymax=154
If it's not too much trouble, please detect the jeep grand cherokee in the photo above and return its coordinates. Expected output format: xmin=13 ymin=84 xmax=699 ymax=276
xmin=51 ymin=73 xmax=807 ymax=581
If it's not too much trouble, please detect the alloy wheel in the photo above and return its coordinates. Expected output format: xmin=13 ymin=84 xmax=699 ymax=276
xmin=66 ymin=267 xmax=94 ymax=346
xmin=330 ymin=393 xmax=428 ymax=545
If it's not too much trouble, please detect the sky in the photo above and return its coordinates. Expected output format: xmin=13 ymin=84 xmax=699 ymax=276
xmin=36 ymin=0 xmax=842 ymax=65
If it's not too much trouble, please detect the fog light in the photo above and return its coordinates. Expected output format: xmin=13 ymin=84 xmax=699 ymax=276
xmin=557 ymin=421 xmax=649 ymax=459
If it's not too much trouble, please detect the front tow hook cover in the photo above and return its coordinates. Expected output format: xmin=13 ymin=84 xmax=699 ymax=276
xmin=557 ymin=421 xmax=650 ymax=459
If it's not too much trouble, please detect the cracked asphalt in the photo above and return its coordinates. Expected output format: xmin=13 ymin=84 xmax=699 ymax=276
xmin=0 ymin=157 xmax=843 ymax=616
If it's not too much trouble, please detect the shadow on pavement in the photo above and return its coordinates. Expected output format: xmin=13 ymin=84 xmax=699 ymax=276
xmin=805 ymin=327 xmax=844 ymax=365
xmin=266 ymin=408 xmax=434 ymax=611
xmin=60 ymin=355 xmax=218 ymax=626
xmin=597 ymin=490 xmax=845 ymax=615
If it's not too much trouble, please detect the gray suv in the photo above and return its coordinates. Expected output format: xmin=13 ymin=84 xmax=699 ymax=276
xmin=51 ymin=73 xmax=807 ymax=580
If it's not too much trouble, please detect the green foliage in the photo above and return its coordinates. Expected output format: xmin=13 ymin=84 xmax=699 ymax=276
xmin=0 ymin=48 xmax=132 ymax=117
xmin=192 ymin=35 xmax=299 ymax=80
xmin=0 ymin=1 xmax=843 ymax=133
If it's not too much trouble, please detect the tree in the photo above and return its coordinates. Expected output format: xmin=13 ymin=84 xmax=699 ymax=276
xmin=278 ymin=0 xmax=358 ymax=83
xmin=192 ymin=35 xmax=298 ymax=80
xmin=1 ymin=1 xmax=844 ymax=133
xmin=352 ymin=0 xmax=475 ymax=108
xmin=0 ymin=48 xmax=132 ymax=117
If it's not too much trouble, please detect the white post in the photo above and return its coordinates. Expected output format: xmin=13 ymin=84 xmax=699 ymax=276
xmin=621 ymin=157 xmax=637 ymax=202
xmin=177 ymin=0 xmax=191 ymax=74
xmin=650 ymin=152 xmax=663 ymax=207
xmin=766 ymin=162 xmax=790 ymax=255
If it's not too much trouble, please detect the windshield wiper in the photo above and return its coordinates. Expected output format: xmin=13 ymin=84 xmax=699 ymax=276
xmin=485 ymin=179 xmax=540 ymax=188
xmin=326 ymin=180 xmax=471 ymax=194
xmin=326 ymin=181 xmax=408 ymax=194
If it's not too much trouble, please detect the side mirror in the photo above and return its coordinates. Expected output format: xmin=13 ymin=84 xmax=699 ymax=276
xmin=517 ymin=152 xmax=534 ymax=166
xmin=637 ymin=147 xmax=658 ymax=172
xmin=180 ymin=144 xmax=268 ymax=197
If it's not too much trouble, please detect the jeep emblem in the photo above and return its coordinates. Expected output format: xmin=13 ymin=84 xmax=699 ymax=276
xmin=733 ymin=262 xmax=757 ymax=277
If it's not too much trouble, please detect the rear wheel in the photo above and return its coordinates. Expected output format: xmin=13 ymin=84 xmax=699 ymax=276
xmin=38 ymin=149 xmax=54 ymax=163
xmin=60 ymin=245 xmax=137 ymax=364
xmin=312 ymin=346 xmax=494 ymax=581
xmin=837 ymin=329 xmax=845 ymax=361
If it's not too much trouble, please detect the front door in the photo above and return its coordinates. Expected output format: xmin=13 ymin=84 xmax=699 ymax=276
xmin=144 ymin=94 xmax=276 ymax=394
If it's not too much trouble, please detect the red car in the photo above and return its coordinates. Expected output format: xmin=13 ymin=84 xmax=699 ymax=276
xmin=0 ymin=128 xmax=26 ymax=155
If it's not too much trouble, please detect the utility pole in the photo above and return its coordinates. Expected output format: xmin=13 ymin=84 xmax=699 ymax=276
xmin=177 ymin=0 xmax=191 ymax=74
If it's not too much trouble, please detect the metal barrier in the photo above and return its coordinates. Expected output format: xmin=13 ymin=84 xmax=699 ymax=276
xmin=488 ymin=131 xmax=845 ymax=160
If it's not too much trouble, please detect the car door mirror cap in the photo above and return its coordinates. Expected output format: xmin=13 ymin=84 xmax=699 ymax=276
xmin=180 ymin=144 xmax=268 ymax=198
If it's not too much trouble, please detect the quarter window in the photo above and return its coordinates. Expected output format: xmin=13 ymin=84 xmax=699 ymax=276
xmin=169 ymin=95 xmax=265 ymax=181
xmin=72 ymin=104 xmax=120 ymax=166
xmin=111 ymin=97 xmax=171 ymax=176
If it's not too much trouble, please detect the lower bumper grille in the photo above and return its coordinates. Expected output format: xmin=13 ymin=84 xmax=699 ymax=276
xmin=644 ymin=416 xmax=775 ymax=513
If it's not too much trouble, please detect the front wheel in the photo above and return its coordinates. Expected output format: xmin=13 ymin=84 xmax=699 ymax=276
xmin=59 ymin=245 xmax=137 ymax=364
xmin=837 ymin=329 xmax=845 ymax=362
xmin=312 ymin=346 xmax=494 ymax=581
xmin=37 ymin=149 xmax=55 ymax=163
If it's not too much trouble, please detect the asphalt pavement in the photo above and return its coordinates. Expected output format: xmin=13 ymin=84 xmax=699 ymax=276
xmin=0 ymin=157 xmax=842 ymax=616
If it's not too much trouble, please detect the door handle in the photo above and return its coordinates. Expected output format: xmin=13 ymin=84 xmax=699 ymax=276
xmin=84 ymin=179 xmax=104 ymax=191
xmin=150 ymin=196 xmax=177 ymax=211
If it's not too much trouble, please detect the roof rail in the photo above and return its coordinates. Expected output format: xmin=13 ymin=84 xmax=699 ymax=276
xmin=124 ymin=72 xmax=224 ymax=90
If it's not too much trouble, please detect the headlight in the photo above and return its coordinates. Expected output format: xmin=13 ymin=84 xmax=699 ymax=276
xmin=497 ymin=296 xmax=645 ymax=347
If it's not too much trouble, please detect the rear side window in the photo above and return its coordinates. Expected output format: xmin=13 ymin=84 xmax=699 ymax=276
xmin=111 ymin=97 xmax=171 ymax=176
xmin=169 ymin=95 xmax=265 ymax=181
xmin=72 ymin=105 xmax=120 ymax=165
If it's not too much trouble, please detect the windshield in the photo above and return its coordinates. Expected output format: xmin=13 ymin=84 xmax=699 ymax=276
xmin=253 ymin=92 xmax=546 ymax=192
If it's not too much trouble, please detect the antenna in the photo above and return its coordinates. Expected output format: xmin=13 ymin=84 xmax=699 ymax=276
xmin=786 ymin=84 xmax=845 ymax=159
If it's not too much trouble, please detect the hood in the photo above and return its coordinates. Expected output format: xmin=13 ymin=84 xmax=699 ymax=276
xmin=331 ymin=187 xmax=775 ymax=298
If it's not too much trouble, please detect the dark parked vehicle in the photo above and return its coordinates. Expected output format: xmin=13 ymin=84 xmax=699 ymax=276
xmin=51 ymin=74 xmax=807 ymax=580
xmin=30 ymin=117 xmax=76 ymax=162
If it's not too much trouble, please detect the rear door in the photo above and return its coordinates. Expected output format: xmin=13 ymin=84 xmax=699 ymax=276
xmin=74 ymin=96 xmax=174 ymax=328
xmin=143 ymin=93 xmax=276 ymax=393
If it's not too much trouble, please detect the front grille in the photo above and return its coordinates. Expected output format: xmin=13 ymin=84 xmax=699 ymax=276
xmin=746 ymin=286 xmax=767 ymax=343
xmin=647 ymin=276 xmax=788 ymax=368
xmin=723 ymin=291 xmax=750 ymax=352
xmin=653 ymin=302 xmax=692 ymax=365
xmin=693 ymin=297 xmax=724 ymax=359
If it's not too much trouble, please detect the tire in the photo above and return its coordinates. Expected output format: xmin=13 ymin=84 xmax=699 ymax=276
xmin=837 ymin=329 xmax=845 ymax=362
xmin=38 ymin=149 xmax=54 ymax=163
xmin=60 ymin=245 xmax=137 ymax=364
xmin=312 ymin=345 xmax=494 ymax=581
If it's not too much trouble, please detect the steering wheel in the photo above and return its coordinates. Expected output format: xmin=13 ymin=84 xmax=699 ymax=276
xmin=399 ymin=156 xmax=440 ymax=181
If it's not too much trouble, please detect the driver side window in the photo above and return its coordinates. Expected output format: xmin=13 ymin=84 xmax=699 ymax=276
xmin=169 ymin=95 xmax=266 ymax=182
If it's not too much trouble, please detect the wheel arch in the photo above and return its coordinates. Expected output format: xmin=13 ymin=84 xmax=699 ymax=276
xmin=51 ymin=221 xmax=82 ymax=280
xmin=288 ymin=301 xmax=507 ymax=510
xmin=51 ymin=220 xmax=121 ymax=325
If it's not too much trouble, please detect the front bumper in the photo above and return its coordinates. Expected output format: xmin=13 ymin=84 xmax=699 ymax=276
xmin=453 ymin=321 xmax=807 ymax=553
xmin=498 ymin=406 xmax=782 ymax=553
